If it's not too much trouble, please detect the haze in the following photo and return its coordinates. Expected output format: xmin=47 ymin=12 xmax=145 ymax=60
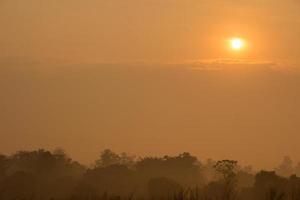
xmin=1 ymin=0 xmax=300 ymax=169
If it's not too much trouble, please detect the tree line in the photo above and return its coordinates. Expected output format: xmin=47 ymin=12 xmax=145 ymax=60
xmin=0 ymin=149 xmax=299 ymax=200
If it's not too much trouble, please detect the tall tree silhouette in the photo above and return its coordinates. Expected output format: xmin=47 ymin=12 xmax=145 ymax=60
xmin=214 ymin=160 xmax=238 ymax=200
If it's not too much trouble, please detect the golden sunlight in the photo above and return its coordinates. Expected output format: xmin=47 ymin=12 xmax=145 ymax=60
xmin=229 ymin=38 xmax=246 ymax=51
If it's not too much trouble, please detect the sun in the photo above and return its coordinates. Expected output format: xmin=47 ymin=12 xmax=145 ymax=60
xmin=229 ymin=38 xmax=245 ymax=51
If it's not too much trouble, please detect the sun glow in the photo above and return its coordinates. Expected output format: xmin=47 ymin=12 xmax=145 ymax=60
xmin=230 ymin=38 xmax=245 ymax=51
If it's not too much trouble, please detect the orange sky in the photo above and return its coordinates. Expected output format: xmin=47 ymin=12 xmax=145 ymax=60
xmin=0 ymin=0 xmax=300 ymax=169
xmin=1 ymin=0 xmax=300 ymax=63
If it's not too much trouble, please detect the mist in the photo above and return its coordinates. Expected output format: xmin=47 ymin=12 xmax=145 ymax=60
xmin=1 ymin=0 xmax=300 ymax=199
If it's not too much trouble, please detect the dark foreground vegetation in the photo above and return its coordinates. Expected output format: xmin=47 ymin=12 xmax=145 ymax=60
xmin=0 ymin=149 xmax=300 ymax=200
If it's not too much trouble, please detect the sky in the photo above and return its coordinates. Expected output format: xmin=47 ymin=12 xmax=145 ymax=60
xmin=0 ymin=0 xmax=300 ymax=169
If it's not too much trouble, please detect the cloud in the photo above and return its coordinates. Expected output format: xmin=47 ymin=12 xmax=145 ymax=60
xmin=1 ymin=55 xmax=298 ymax=74
xmin=178 ymin=58 xmax=298 ymax=73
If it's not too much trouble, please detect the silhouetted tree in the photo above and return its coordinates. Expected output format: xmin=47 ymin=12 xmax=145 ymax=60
xmin=214 ymin=160 xmax=238 ymax=200
xmin=0 ymin=149 xmax=85 ymax=200
xmin=1 ymin=149 xmax=300 ymax=200
xmin=275 ymin=156 xmax=294 ymax=177
xmin=286 ymin=175 xmax=300 ymax=200
xmin=294 ymin=162 xmax=300 ymax=177
xmin=0 ymin=154 xmax=8 ymax=182
xmin=95 ymin=149 xmax=135 ymax=168
xmin=135 ymin=152 xmax=202 ymax=187
xmin=148 ymin=177 xmax=182 ymax=199
xmin=254 ymin=171 xmax=286 ymax=200
xmin=79 ymin=164 xmax=136 ymax=197
xmin=0 ymin=171 xmax=36 ymax=200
